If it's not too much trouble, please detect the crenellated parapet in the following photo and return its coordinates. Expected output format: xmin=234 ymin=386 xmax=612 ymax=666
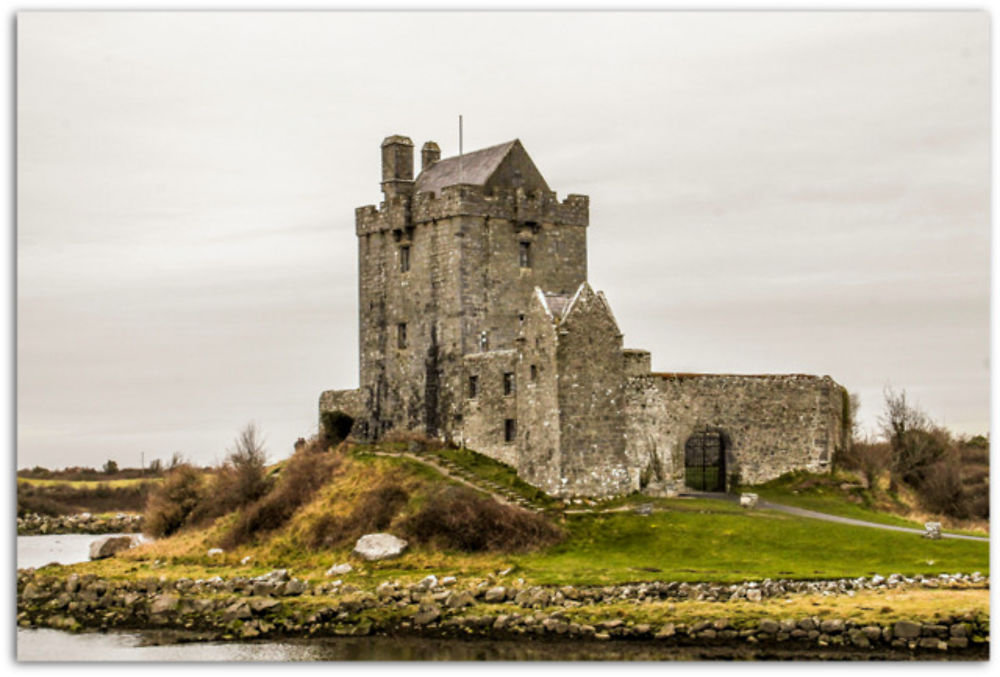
xmin=355 ymin=185 xmax=589 ymax=236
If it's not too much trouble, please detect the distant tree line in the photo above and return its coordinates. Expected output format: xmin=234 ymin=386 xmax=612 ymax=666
xmin=836 ymin=387 xmax=988 ymax=521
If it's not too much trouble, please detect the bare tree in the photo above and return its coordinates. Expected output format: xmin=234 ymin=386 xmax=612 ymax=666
xmin=219 ymin=422 xmax=270 ymax=508
xmin=879 ymin=387 xmax=947 ymax=489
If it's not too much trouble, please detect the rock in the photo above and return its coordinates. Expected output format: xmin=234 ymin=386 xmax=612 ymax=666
xmin=446 ymin=590 xmax=475 ymax=608
xmin=352 ymin=533 xmax=408 ymax=561
xmin=655 ymin=623 xmax=676 ymax=638
xmin=923 ymin=522 xmax=942 ymax=540
xmin=633 ymin=503 xmax=653 ymax=516
xmin=326 ymin=563 xmax=353 ymax=576
xmin=746 ymin=589 xmax=762 ymax=602
xmin=413 ymin=605 xmax=441 ymax=625
xmin=416 ymin=574 xmax=438 ymax=591
xmin=207 ymin=548 xmax=224 ymax=557
xmin=862 ymin=626 xmax=882 ymax=642
xmin=893 ymin=620 xmax=922 ymax=639
xmin=484 ymin=586 xmax=506 ymax=603
xmin=249 ymin=597 xmax=280 ymax=614
xmin=819 ymin=618 xmax=844 ymax=634
xmin=846 ymin=629 xmax=869 ymax=648
xmin=89 ymin=536 xmax=136 ymax=560
xmin=758 ymin=619 xmax=780 ymax=634
xmin=150 ymin=594 xmax=179 ymax=615
xmin=240 ymin=556 xmax=253 ymax=566
xmin=263 ymin=569 xmax=290 ymax=582
xmin=740 ymin=493 xmax=759 ymax=509
xmin=440 ymin=576 xmax=457 ymax=587
xmin=284 ymin=579 xmax=306 ymax=596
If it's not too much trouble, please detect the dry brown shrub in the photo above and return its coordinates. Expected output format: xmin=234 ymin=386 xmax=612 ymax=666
xmin=143 ymin=465 xmax=205 ymax=537
xmin=304 ymin=483 xmax=410 ymax=550
xmin=401 ymin=485 xmax=562 ymax=552
xmin=220 ymin=439 xmax=342 ymax=549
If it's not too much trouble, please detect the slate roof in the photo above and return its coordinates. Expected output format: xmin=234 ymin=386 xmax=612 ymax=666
xmin=414 ymin=140 xmax=518 ymax=195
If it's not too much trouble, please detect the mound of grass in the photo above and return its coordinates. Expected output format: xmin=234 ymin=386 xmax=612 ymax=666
xmin=402 ymin=485 xmax=563 ymax=552
xmin=426 ymin=446 xmax=558 ymax=508
xmin=104 ymin=443 xmax=987 ymax=589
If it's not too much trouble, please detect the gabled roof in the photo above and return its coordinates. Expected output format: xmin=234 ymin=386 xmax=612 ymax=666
xmin=414 ymin=139 xmax=550 ymax=196
xmin=538 ymin=290 xmax=574 ymax=320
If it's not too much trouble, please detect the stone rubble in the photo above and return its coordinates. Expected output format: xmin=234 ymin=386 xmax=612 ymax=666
xmin=16 ymin=565 xmax=989 ymax=653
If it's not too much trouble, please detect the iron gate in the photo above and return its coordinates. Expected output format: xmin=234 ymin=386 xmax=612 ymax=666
xmin=684 ymin=428 xmax=725 ymax=492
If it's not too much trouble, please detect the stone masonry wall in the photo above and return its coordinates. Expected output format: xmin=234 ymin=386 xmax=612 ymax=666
xmin=624 ymin=373 xmax=848 ymax=490
xmin=460 ymin=350 xmax=519 ymax=466
xmin=514 ymin=292 xmax=562 ymax=492
xmin=354 ymin=182 xmax=587 ymax=446
xmin=551 ymin=286 xmax=633 ymax=498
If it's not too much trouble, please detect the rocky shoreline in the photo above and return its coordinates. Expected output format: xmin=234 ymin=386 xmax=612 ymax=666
xmin=18 ymin=513 xmax=143 ymax=536
xmin=17 ymin=568 xmax=989 ymax=657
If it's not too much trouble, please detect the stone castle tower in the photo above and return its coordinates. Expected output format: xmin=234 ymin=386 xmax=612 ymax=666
xmin=321 ymin=134 xmax=849 ymax=498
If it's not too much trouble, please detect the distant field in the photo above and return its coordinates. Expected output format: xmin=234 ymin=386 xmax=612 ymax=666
xmin=17 ymin=477 xmax=159 ymax=490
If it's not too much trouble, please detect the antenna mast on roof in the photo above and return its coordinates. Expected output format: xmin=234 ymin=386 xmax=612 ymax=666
xmin=458 ymin=114 xmax=464 ymax=183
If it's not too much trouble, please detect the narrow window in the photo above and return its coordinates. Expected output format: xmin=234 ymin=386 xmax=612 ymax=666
xmin=503 ymin=372 xmax=515 ymax=396
xmin=399 ymin=245 xmax=410 ymax=273
xmin=468 ymin=375 xmax=479 ymax=399
xmin=479 ymin=331 xmax=488 ymax=352
xmin=519 ymin=241 xmax=532 ymax=268
xmin=530 ymin=365 xmax=537 ymax=380
xmin=397 ymin=323 xmax=407 ymax=349
xmin=504 ymin=418 xmax=517 ymax=443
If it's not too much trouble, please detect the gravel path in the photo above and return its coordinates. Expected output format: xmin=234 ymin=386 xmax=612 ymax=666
xmin=685 ymin=492 xmax=989 ymax=542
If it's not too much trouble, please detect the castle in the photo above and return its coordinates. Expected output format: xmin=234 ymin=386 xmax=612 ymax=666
xmin=320 ymin=135 xmax=850 ymax=498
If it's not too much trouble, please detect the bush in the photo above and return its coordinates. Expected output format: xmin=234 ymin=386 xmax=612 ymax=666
xmin=401 ymin=485 xmax=562 ymax=552
xmin=305 ymin=483 xmax=409 ymax=550
xmin=143 ymin=465 xmax=205 ymax=537
xmin=836 ymin=439 xmax=892 ymax=489
xmin=216 ymin=423 xmax=272 ymax=510
xmin=220 ymin=439 xmax=342 ymax=549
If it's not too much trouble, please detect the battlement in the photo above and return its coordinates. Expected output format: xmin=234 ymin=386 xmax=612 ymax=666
xmin=355 ymin=185 xmax=589 ymax=236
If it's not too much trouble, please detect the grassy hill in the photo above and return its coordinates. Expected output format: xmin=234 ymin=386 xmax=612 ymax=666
xmin=70 ymin=443 xmax=988 ymax=588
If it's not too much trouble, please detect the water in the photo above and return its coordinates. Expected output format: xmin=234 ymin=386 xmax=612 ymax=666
xmin=17 ymin=532 xmax=131 ymax=569
xmin=16 ymin=536 xmax=979 ymax=661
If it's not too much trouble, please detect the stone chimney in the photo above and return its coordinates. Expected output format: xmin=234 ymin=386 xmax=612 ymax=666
xmin=421 ymin=141 xmax=441 ymax=171
xmin=381 ymin=135 xmax=414 ymax=199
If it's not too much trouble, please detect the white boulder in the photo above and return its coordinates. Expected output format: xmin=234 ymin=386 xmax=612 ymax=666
xmin=352 ymin=533 xmax=408 ymax=561
xmin=740 ymin=493 xmax=759 ymax=509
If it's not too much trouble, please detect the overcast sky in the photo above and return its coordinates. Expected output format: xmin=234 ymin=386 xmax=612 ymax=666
xmin=16 ymin=11 xmax=989 ymax=470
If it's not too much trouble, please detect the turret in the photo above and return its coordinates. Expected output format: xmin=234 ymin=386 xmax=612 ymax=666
xmin=421 ymin=141 xmax=441 ymax=171
xmin=381 ymin=135 xmax=414 ymax=199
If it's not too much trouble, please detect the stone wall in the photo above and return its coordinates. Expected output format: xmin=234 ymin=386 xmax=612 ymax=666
xmin=551 ymin=287 xmax=633 ymax=497
xmin=624 ymin=373 xmax=848 ymax=490
xmin=354 ymin=178 xmax=588 ymax=446
xmin=459 ymin=350 xmax=519 ymax=466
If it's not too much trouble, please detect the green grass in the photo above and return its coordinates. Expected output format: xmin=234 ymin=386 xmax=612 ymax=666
xmin=510 ymin=506 xmax=989 ymax=585
xmin=743 ymin=471 xmax=987 ymax=537
xmin=423 ymin=446 xmax=559 ymax=508
xmin=69 ymin=449 xmax=988 ymax=589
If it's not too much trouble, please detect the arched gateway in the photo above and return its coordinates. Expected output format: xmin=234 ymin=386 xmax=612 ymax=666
xmin=684 ymin=427 xmax=727 ymax=492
